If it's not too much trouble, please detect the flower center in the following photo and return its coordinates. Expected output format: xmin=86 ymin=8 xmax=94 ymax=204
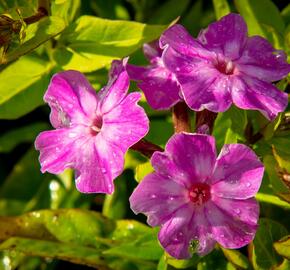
xmin=214 ymin=55 xmax=235 ymax=75
xmin=90 ymin=116 xmax=103 ymax=136
xmin=188 ymin=183 xmax=211 ymax=205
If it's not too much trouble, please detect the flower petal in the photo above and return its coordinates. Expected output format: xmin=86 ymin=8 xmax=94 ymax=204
xmin=129 ymin=173 xmax=187 ymax=227
xmin=75 ymin=134 xmax=124 ymax=194
xmin=158 ymin=205 xmax=216 ymax=259
xmin=45 ymin=71 xmax=97 ymax=128
xmin=237 ymin=36 xmax=290 ymax=82
xmin=98 ymin=59 xmax=130 ymax=114
xmin=160 ymin=24 xmax=211 ymax=58
xmin=211 ymin=144 xmax=264 ymax=199
xmin=35 ymin=127 xmax=85 ymax=174
xmin=206 ymin=201 xmax=257 ymax=249
xmin=158 ymin=205 xmax=194 ymax=259
xmin=143 ymin=41 xmax=163 ymax=61
xmin=162 ymin=47 xmax=232 ymax=112
xmin=231 ymin=75 xmax=288 ymax=120
xmin=151 ymin=133 xmax=216 ymax=188
xmin=197 ymin=13 xmax=247 ymax=59
xmin=138 ymin=69 xmax=182 ymax=109
xmin=211 ymin=197 xmax=259 ymax=226
xmin=102 ymin=92 xmax=149 ymax=152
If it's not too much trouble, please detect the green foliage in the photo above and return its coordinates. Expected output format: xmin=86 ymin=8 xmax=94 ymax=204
xmin=249 ymin=218 xmax=288 ymax=270
xmin=53 ymin=16 xmax=167 ymax=72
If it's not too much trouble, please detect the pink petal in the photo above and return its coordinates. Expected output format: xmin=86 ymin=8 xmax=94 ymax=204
xmin=129 ymin=173 xmax=187 ymax=227
xmin=162 ymin=47 xmax=232 ymax=112
xmin=158 ymin=205 xmax=216 ymax=259
xmin=45 ymin=71 xmax=97 ymax=128
xmin=211 ymin=197 xmax=259 ymax=226
xmin=160 ymin=24 xmax=211 ymax=59
xmin=35 ymin=127 xmax=86 ymax=174
xmin=102 ymin=92 xmax=149 ymax=152
xmin=143 ymin=41 xmax=162 ymax=61
xmin=237 ymin=36 xmax=290 ymax=82
xmin=75 ymin=134 xmax=124 ymax=194
xmin=231 ymin=75 xmax=288 ymax=120
xmin=158 ymin=205 xmax=194 ymax=259
xmin=197 ymin=13 xmax=247 ymax=60
xmin=206 ymin=201 xmax=257 ymax=249
xmin=151 ymin=133 xmax=216 ymax=188
xmin=211 ymin=144 xmax=264 ymax=199
xmin=98 ymin=59 xmax=130 ymax=114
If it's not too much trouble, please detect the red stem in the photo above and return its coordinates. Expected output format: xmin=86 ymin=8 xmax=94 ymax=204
xmin=172 ymin=102 xmax=191 ymax=133
xmin=130 ymin=139 xmax=163 ymax=158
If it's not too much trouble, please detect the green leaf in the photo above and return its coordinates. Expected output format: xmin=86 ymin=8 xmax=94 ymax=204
xmin=148 ymin=0 xmax=190 ymax=24
xmin=53 ymin=16 xmax=167 ymax=72
xmin=2 ymin=16 xmax=65 ymax=64
xmin=51 ymin=0 xmax=81 ymax=25
xmin=220 ymin=247 xmax=249 ymax=269
xmin=157 ymin=254 xmax=167 ymax=270
xmin=249 ymin=218 xmax=288 ymax=270
xmin=213 ymin=106 xmax=247 ymax=151
xmin=135 ymin=161 xmax=154 ymax=183
xmin=197 ymin=249 xmax=229 ymax=270
xmin=255 ymin=193 xmax=290 ymax=209
xmin=212 ymin=0 xmax=230 ymax=19
xmin=166 ymin=253 xmax=200 ymax=269
xmin=0 ymin=122 xmax=48 ymax=153
xmin=234 ymin=0 xmax=285 ymax=48
xmin=103 ymin=229 xmax=163 ymax=260
xmin=0 ymin=55 xmax=51 ymax=119
xmin=0 ymin=237 xmax=107 ymax=269
xmin=274 ymin=236 xmax=290 ymax=260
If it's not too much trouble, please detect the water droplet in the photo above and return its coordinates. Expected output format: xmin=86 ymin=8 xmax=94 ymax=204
xmin=68 ymin=132 xmax=77 ymax=138
xmin=151 ymin=194 xmax=156 ymax=199
xmin=235 ymin=208 xmax=241 ymax=214
xmin=220 ymin=234 xmax=225 ymax=238
xmin=175 ymin=67 xmax=180 ymax=72
xmin=246 ymin=182 xmax=251 ymax=187
xmin=101 ymin=168 xmax=107 ymax=173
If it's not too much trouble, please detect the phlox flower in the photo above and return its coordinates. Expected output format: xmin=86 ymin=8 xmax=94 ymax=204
xmin=130 ymin=133 xmax=264 ymax=259
xmin=160 ymin=13 xmax=289 ymax=120
xmin=35 ymin=59 xmax=149 ymax=194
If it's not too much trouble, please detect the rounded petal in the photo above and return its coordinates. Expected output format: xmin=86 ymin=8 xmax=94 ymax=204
xmin=75 ymin=134 xmax=124 ymax=194
xmin=162 ymin=47 xmax=232 ymax=112
xmin=143 ymin=41 xmax=162 ymax=61
xmin=98 ymin=59 xmax=130 ymax=114
xmin=160 ymin=24 xmax=211 ymax=59
xmin=45 ymin=71 xmax=97 ymax=128
xmin=129 ymin=173 xmax=187 ymax=227
xmin=237 ymin=36 xmax=290 ymax=82
xmin=158 ymin=205 xmax=216 ymax=259
xmin=35 ymin=127 xmax=85 ymax=174
xmin=206 ymin=201 xmax=257 ymax=249
xmin=102 ymin=92 xmax=149 ymax=152
xmin=211 ymin=144 xmax=264 ymax=199
xmin=211 ymin=197 xmax=259 ymax=226
xmin=158 ymin=205 xmax=194 ymax=259
xmin=127 ymin=63 xmax=182 ymax=110
xmin=197 ymin=13 xmax=247 ymax=59
xmin=151 ymin=133 xmax=217 ymax=188
xmin=231 ymin=75 xmax=288 ymax=120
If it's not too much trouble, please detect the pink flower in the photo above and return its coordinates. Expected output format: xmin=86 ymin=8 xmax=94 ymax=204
xmin=127 ymin=41 xmax=182 ymax=110
xmin=160 ymin=13 xmax=289 ymax=120
xmin=35 ymin=59 xmax=149 ymax=194
xmin=130 ymin=133 xmax=264 ymax=259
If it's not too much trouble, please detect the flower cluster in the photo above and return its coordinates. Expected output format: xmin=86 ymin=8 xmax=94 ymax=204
xmin=35 ymin=13 xmax=289 ymax=259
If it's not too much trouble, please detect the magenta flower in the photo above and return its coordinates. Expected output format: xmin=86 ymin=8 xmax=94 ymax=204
xmin=160 ymin=13 xmax=289 ymax=120
xmin=35 ymin=59 xmax=149 ymax=194
xmin=127 ymin=41 xmax=182 ymax=110
xmin=130 ymin=133 xmax=264 ymax=259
